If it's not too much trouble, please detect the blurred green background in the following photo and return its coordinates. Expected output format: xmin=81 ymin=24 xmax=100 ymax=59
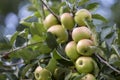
xmin=0 ymin=0 xmax=120 ymax=36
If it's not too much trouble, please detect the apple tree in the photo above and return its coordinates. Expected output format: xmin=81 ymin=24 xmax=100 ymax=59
xmin=0 ymin=0 xmax=120 ymax=80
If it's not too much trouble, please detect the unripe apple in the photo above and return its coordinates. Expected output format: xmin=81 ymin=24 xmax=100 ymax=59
xmin=61 ymin=13 xmax=74 ymax=30
xmin=72 ymin=26 xmax=92 ymax=42
xmin=47 ymin=25 xmax=68 ymax=43
xmin=75 ymin=56 xmax=94 ymax=73
xmin=65 ymin=41 xmax=80 ymax=61
xmin=77 ymin=39 xmax=94 ymax=56
xmin=34 ymin=66 xmax=42 ymax=80
xmin=81 ymin=74 xmax=96 ymax=80
xmin=44 ymin=14 xmax=59 ymax=29
xmin=74 ymin=9 xmax=92 ymax=26
xmin=34 ymin=67 xmax=51 ymax=80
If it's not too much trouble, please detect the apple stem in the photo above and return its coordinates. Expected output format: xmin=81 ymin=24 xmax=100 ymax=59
xmin=95 ymin=53 xmax=120 ymax=74
xmin=41 ymin=0 xmax=60 ymax=23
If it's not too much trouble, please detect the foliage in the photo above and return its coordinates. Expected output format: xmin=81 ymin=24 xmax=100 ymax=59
xmin=0 ymin=0 xmax=120 ymax=80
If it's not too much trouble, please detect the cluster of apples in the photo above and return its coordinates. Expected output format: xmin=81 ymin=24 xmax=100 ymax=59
xmin=34 ymin=9 xmax=97 ymax=80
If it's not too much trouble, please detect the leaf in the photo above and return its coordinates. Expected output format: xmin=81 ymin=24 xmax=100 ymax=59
xmin=0 ymin=33 xmax=11 ymax=50
xmin=0 ymin=74 xmax=7 ymax=80
xmin=46 ymin=32 xmax=58 ymax=50
xmin=45 ymin=57 xmax=57 ymax=73
xmin=92 ymin=59 xmax=99 ymax=77
xmin=92 ymin=14 xmax=108 ymax=22
xmin=15 ymin=36 xmax=26 ymax=47
xmin=18 ymin=64 xmax=34 ymax=79
xmin=86 ymin=2 xmax=99 ymax=11
xmin=20 ymin=20 xmax=32 ymax=27
xmin=56 ymin=45 xmax=73 ymax=66
xmin=73 ymin=74 xmax=86 ymax=80
xmin=9 ymin=48 xmax=40 ymax=63
xmin=53 ymin=67 xmax=71 ymax=80
xmin=18 ymin=29 xmax=29 ymax=39
xmin=4 ymin=72 xmax=18 ymax=80
xmin=30 ymin=22 xmax=46 ymax=36
xmin=10 ymin=31 xmax=19 ymax=45
xmin=112 ymin=45 xmax=120 ymax=58
xmin=28 ymin=35 xmax=45 ymax=44
xmin=77 ymin=0 xmax=89 ymax=6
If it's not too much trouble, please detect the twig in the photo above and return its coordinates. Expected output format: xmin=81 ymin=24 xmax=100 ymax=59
xmin=95 ymin=53 xmax=120 ymax=74
xmin=40 ymin=0 xmax=60 ymax=22
xmin=1 ymin=41 xmax=43 ymax=58
xmin=40 ymin=0 xmax=45 ymax=19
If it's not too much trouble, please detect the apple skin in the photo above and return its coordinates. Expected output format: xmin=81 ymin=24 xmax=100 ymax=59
xmin=34 ymin=66 xmax=43 ymax=79
xmin=75 ymin=56 xmax=94 ymax=73
xmin=44 ymin=14 xmax=59 ymax=29
xmin=65 ymin=41 xmax=80 ymax=61
xmin=72 ymin=26 xmax=92 ymax=42
xmin=81 ymin=74 xmax=96 ymax=80
xmin=74 ymin=9 xmax=92 ymax=26
xmin=34 ymin=67 xmax=51 ymax=80
xmin=61 ymin=13 xmax=75 ymax=30
xmin=47 ymin=25 xmax=68 ymax=43
xmin=77 ymin=39 xmax=94 ymax=56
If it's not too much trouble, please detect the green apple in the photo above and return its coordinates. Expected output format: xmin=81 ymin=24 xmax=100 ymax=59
xmin=44 ymin=14 xmax=59 ymax=29
xmin=47 ymin=25 xmax=68 ymax=43
xmin=77 ymin=39 xmax=94 ymax=56
xmin=65 ymin=41 xmax=80 ymax=61
xmin=34 ymin=67 xmax=52 ymax=80
xmin=75 ymin=56 xmax=94 ymax=73
xmin=81 ymin=74 xmax=96 ymax=80
xmin=74 ymin=9 xmax=92 ymax=26
xmin=72 ymin=26 xmax=92 ymax=42
xmin=61 ymin=13 xmax=75 ymax=30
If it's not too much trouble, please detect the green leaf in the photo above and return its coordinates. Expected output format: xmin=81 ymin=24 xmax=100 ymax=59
xmin=10 ymin=31 xmax=19 ymax=45
xmin=18 ymin=64 xmax=34 ymax=79
xmin=109 ymin=54 xmax=120 ymax=68
xmin=86 ymin=2 xmax=99 ymax=11
xmin=18 ymin=29 xmax=29 ymax=39
xmin=0 ymin=74 xmax=7 ymax=80
xmin=30 ymin=22 xmax=46 ymax=36
xmin=4 ymin=72 xmax=18 ymax=80
xmin=56 ymin=45 xmax=73 ymax=66
xmin=77 ymin=0 xmax=89 ymax=6
xmin=15 ymin=36 xmax=26 ymax=47
xmin=92 ymin=14 xmax=108 ymax=22
xmin=9 ymin=48 xmax=40 ymax=63
xmin=92 ymin=59 xmax=99 ymax=77
xmin=46 ymin=32 xmax=58 ymax=50
xmin=28 ymin=35 xmax=45 ymax=44
xmin=20 ymin=20 xmax=32 ymax=27
xmin=53 ymin=67 xmax=71 ymax=80
xmin=112 ymin=45 xmax=120 ymax=58
xmin=0 ymin=33 xmax=11 ymax=50
xmin=45 ymin=57 xmax=57 ymax=73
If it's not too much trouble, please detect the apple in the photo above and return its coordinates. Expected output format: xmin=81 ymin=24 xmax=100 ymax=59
xmin=81 ymin=74 xmax=96 ymax=80
xmin=75 ymin=56 xmax=94 ymax=73
xmin=43 ymin=14 xmax=59 ymax=29
xmin=72 ymin=26 xmax=92 ymax=42
xmin=61 ymin=13 xmax=75 ymax=30
xmin=74 ymin=9 xmax=92 ymax=26
xmin=65 ymin=41 xmax=80 ymax=61
xmin=34 ymin=67 xmax=51 ymax=80
xmin=47 ymin=25 xmax=68 ymax=43
xmin=77 ymin=39 xmax=94 ymax=56
xmin=34 ymin=66 xmax=43 ymax=79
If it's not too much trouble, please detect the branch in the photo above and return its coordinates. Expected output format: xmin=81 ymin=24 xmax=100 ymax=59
xmin=40 ymin=0 xmax=60 ymax=22
xmin=95 ymin=53 xmax=120 ymax=74
xmin=1 ymin=41 xmax=43 ymax=58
